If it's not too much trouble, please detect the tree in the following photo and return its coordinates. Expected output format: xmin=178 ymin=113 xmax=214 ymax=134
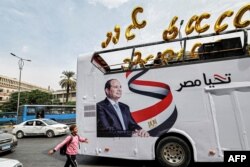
xmin=0 ymin=90 xmax=52 ymax=112
xmin=59 ymin=71 xmax=76 ymax=103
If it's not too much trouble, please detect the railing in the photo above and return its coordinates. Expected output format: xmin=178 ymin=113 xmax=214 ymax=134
xmin=92 ymin=28 xmax=250 ymax=74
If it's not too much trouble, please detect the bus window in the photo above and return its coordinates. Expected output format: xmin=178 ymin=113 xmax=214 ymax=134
xmin=27 ymin=108 xmax=36 ymax=116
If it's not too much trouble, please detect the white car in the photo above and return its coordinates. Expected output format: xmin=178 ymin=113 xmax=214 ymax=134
xmin=0 ymin=158 xmax=23 ymax=167
xmin=12 ymin=119 xmax=69 ymax=138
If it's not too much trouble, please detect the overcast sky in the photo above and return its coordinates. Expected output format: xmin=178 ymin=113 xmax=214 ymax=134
xmin=0 ymin=0 xmax=249 ymax=90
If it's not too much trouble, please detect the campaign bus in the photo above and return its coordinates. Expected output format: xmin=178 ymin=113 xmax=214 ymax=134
xmin=17 ymin=105 xmax=76 ymax=124
xmin=76 ymin=5 xmax=250 ymax=167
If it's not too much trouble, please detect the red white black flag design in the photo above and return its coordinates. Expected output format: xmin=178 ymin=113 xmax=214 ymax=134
xmin=126 ymin=69 xmax=177 ymax=137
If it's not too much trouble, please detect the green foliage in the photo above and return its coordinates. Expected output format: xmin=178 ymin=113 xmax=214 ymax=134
xmin=59 ymin=71 xmax=76 ymax=103
xmin=65 ymin=101 xmax=76 ymax=105
xmin=0 ymin=90 xmax=52 ymax=112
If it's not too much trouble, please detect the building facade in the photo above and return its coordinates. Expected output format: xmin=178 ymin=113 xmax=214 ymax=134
xmin=52 ymin=89 xmax=76 ymax=104
xmin=0 ymin=75 xmax=50 ymax=105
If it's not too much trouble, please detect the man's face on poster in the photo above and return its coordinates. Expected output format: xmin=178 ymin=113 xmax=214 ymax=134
xmin=106 ymin=79 xmax=122 ymax=101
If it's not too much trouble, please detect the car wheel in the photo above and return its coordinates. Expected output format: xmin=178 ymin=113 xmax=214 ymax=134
xmin=16 ymin=131 xmax=24 ymax=139
xmin=46 ymin=130 xmax=54 ymax=138
xmin=156 ymin=136 xmax=191 ymax=167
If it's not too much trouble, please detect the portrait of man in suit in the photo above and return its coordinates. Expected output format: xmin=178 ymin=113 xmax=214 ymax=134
xmin=97 ymin=79 xmax=150 ymax=137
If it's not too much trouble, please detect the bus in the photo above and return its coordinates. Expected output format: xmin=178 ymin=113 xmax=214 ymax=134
xmin=76 ymin=26 xmax=250 ymax=167
xmin=17 ymin=105 xmax=76 ymax=124
xmin=0 ymin=112 xmax=17 ymax=125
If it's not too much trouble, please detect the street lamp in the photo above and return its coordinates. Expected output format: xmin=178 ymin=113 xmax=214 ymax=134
xmin=11 ymin=53 xmax=31 ymax=123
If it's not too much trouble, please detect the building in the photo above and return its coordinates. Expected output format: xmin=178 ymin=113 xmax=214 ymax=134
xmin=0 ymin=75 xmax=50 ymax=105
xmin=52 ymin=89 xmax=76 ymax=104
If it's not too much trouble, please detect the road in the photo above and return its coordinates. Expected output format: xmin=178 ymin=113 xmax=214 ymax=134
xmin=1 ymin=135 xmax=157 ymax=167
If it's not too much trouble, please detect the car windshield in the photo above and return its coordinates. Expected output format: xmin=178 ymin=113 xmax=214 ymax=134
xmin=42 ymin=119 xmax=58 ymax=125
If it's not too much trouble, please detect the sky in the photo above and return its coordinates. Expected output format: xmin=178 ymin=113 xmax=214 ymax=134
xmin=0 ymin=0 xmax=249 ymax=90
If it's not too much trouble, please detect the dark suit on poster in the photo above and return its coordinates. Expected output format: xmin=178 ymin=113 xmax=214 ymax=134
xmin=97 ymin=98 xmax=142 ymax=137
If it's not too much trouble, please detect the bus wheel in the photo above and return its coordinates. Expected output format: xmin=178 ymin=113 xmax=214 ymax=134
xmin=156 ymin=136 xmax=191 ymax=167
xmin=16 ymin=131 xmax=24 ymax=139
xmin=46 ymin=130 xmax=54 ymax=138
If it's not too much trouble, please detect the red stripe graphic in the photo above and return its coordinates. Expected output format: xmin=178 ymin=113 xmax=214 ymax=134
xmin=132 ymin=80 xmax=169 ymax=89
xmin=132 ymin=92 xmax=173 ymax=122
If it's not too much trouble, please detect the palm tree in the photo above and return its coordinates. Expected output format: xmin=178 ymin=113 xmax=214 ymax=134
xmin=59 ymin=71 xmax=76 ymax=103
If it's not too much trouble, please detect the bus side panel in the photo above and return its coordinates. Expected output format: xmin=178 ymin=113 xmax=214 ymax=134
xmin=77 ymin=56 xmax=250 ymax=162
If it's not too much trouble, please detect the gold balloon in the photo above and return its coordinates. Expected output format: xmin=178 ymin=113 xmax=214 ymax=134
xmin=163 ymin=16 xmax=179 ymax=41
xmin=112 ymin=25 xmax=120 ymax=44
xmin=125 ymin=24 xmax=136 ymax=40
xmin=122 ymin=58 xmax=132 ymax=71
xmin=123 ymin=58 xmax=131 ymax=64
xmin=191 ymin=42 xmax=202 ymax=58
xmin=176 ymin=48 xmax=184 ymax=61
xmin=185 ymin=15 xmax=198 ymax=35
xmin=144 ymin=55 xmax=154 ymax=63
xmin=162 ymin=49 xmax=175 ymax=62
xmin=133 ymin=51 xmax=142 ymax=64
xmin=101 ymin=32 xmax=112 ymax=48
xmin=101 ymin=42 xmax=106 ymax=48
xmin=214 ymin=10 xmax=234 ymax=33
xmin=233 ymin=4 xmax=250 ymax=28
xmin=131 ymin=6 xmax=147 ymax=29
xmin=195 ymin=13 xmax=211 ymax=34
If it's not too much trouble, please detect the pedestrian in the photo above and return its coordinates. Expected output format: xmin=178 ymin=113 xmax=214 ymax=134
xmin=48 ymin=124 xmax=88 ymax=167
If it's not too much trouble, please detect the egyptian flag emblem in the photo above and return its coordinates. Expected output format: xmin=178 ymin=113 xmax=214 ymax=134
xmin=126 ymin=69 xmax=178 ymax=137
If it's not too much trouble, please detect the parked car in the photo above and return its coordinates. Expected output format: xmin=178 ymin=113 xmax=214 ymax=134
xmin=0 ymin=158 xmax=23 ymax=167
xmin=12 ymin=119 xmax=69 ymax=139
xmin=0 ymin=130 xmax=17 ymax=153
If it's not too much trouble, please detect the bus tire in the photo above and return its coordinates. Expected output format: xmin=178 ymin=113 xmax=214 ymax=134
xmin=156 ymin=136 xmax=191 ymax=167
xmin=46 ymin=130 xmax=54 ymax=138
xmin=16 ymin=131 xmax=24 ymax=139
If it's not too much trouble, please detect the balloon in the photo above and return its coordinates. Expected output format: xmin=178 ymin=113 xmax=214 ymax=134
xmin=122 ymin=58 xmax=132 ymax=71
xmin=112 ymin=25 xmax=120 ymax=44
xmin=176 ymin=48 xmax=184 ymax=61
xmin=163 ymin=16 xmax=179 ymax=41
xmin=131 ymin=7 xmax=147 ymax=29
xmin=191 ymin=42 xmax=202 ymax=58
xmin=125 ymin=24 xmax=136 ymax=40
xmin=195 ymin=13 xmax=211 ymax=34
xmin=185 ymin=15 xmax=198 ymax=35
xmin=233 ymin=4 xmax=250 ymax=28
xmin=133 ymin=51 xmax=142 ymax=64
xmin=101 ymin=32 xmax=112 ymax=48
xmin=123 ymin=58 xmax=132 ymax=64
xmin=214 ymin=10 xmax=234 ymax=33
xmin=101 ymin=42 xmax=106 ymax=48
xmin=162 ymin=49 xmax=175 ymax=62
xmin=143 ymin=55 xmax=154 ymax=63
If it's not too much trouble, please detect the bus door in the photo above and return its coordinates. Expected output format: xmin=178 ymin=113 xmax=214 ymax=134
xmin=36 ymin=107 xmax=45 ymax=119
xmin=206 ymin=82 xmax=250 ymax=154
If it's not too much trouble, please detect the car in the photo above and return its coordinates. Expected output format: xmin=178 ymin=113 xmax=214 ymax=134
xmin=0 ymin=130 xmax=17 ymax=153
xmin=0 ymin=158 xmax=23 ymax=167
xmin=12 ymin=119 xmax=69 ymax=139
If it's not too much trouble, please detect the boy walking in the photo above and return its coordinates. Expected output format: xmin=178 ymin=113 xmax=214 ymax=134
xmin=48 ymin=124 xmax=88 ymax=167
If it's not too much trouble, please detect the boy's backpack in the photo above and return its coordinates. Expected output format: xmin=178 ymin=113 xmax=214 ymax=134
xmin=59 ymin=136 xmax=73 ymax=156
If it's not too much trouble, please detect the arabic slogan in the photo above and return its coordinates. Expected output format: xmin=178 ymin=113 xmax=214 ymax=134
xmin=176 ymin=73 xmax=232 ymax=92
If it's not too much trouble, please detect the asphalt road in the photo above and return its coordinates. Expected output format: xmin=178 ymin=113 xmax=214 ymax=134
xmin=1 ymin=135 xmax=157 ymax=167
